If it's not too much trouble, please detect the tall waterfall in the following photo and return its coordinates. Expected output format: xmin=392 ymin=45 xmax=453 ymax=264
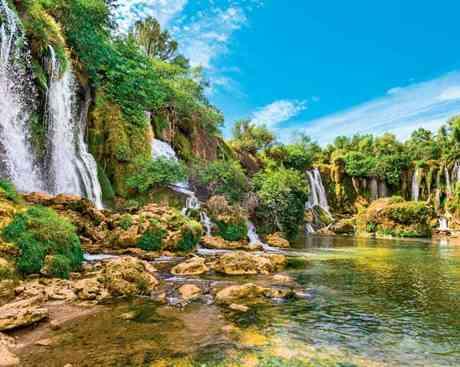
xmin=306 ymin=168 xmax=331 ymax=214
xmin=46 ymin=47 xmax=103 ymax=208
xmin=411 ymin=168 xmax=421 ymax=201
xmin=0 ymin=0 xmax=44 ymax=191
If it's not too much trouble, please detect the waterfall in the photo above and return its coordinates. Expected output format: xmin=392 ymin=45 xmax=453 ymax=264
xmin=369 ymin=177 xmax=379 ymax=201
xmin=46 ymin=47 xmax=103 ymax=208
xmin=0 ymin=0 xmax=44 ymax=191
xmin=411 ymin=168 xmax=421 ymax=201
xmin=305 ymin=168 xmax=330 ymax=214
xmin=247 ymin=220 xmax=280 ymax=252
xmin=150 ymin=138 xmax=213 ymax=235
xmin=151 ymin=139 xmax=179 ymax=161
xmin=445 ymin=167 xmax=452 ymax=195
xmin=439 ymin=217 xmax=449 ymax=232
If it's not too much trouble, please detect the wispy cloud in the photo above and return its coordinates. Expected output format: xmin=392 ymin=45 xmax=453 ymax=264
xmin=252 ymin=100 xmax=307 ymax=127
xmin=277 ymin=71 xmax=460 ymax=145
xmin=116 ymin=0 xmax=188 ymax=31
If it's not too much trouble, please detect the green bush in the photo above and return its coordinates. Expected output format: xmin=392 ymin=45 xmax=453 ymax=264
xmin=48 ymin=255 xmax=72 ymax=279
xmin=3 ymin=206 xmax=83 ymax=277
xmin=119 ymin=214 xmax=134 ymax=230
xmin=127 ymin=157 xmax=187 ymax=194
xmin=215 ymin=221 xmax=247 ymax=242
xmin=253 ymin=168 xmax=308 ymax=241
xmin=137 ymin=222 xmax=166 ymax=251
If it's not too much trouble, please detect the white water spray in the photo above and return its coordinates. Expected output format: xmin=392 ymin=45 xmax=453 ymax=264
xmin=439 ymin=217 xmax=449 ymax=232
xmin=411 ymin=168 xmax=421 ymax=201
xmin=305 ymin=168 xmax=332 ymax=233
xmin=0 ymin=0 xmax=44 ymax=191
xmin=46 ymin=47 xmax=103 ymax=207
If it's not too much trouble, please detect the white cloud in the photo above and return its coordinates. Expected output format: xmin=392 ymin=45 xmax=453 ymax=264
xmin=277 ymin=71 xmax=460 ymax=145
xmin=251 ymin=100 xmax=307 ymax=127
xmin=116 ymin=0 xmax=188 ymax=31
xmin=174 ymin=5 xmax=247 ymax=69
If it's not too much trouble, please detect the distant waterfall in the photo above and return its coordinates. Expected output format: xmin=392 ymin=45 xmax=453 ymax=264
xmin=439 ymin=217 xmax=449 ymax=231
xmin=305 ymin=168 xmax=332 ymax=234
xmin=411 ymin=168 xmax=421 ymax=201
xmin=46 ymin=47 xmax=103 ymax=208
xmin=0 ymin=0 xmax=44 ymax=191
xmin=151 ymin=138 xmax=213 ymax=235
xmin=306 ymin=168 xmax=330 ymax=214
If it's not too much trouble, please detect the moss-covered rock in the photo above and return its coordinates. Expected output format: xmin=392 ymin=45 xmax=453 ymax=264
xmin=356 ymin=197 xmax=433 ymax=238
xmin=206 ymin=196 xmax=248 ymax=241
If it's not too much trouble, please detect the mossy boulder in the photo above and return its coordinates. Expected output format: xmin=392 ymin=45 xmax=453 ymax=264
xmin=356 ymin=197 xmax=433 ymax=238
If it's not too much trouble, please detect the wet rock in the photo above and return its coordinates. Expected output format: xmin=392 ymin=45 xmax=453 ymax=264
xmin=0 ymin=346 xmax=19 ymax=367
xmin=229 ymin=303 xmax=249 ymax=312
xmin=215 ymin=283 xmax=266 ymax=304
xmin=272 ymin=274 xmax=292 ymax=284
xmin=119 ymin=311 xmax=137 ymax=321
xmin=171 ymin=257 xmax=209 ymax=276
xmin=0 ymin=296 xmax=48 ymax=331
xmin=265 ymin=233 xmax=290 ymax=248
xmin=178 ymin=284 xmax=201 ymax=301
xmin=202 ymin=236 xmax=261 ymax=251
xmin=213 ymin=252 xmax=286 ymax=275
xmin=330 ymin=218 xmax=355 ymax=235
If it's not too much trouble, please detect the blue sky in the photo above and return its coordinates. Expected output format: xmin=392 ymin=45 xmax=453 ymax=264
xmin=117 ymin=0 xmax=460 ymax=144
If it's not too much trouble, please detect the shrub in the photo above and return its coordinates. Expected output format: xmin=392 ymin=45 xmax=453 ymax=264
xmin=215 ymin=221 xmax=247 ymax=242
xmin=206 ymin=196 xmax=248 ymax=241
xmin=119 ymin=214 xmax=134 ymax=230
xmin=0 ymin=180 xmax=20 ymax=203
xmin=47 ymin=255 xmax=72 ymax=279
xmin=137 ymin=221 xmax=166 ymax=251
xmin=176 ymin=223 xmax=202 ymax=252
xmin=2 ymin=206 xmax=83 ymax=277
xmin=127 ymin=157 xmax=188 ymax=193
xmin=195 ymin=160 xmax=248 ymax=203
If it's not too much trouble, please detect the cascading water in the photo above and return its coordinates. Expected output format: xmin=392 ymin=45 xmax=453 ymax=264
xmin=151 ymin=138 xmax=213 ymax=235
xmin=0 ymin=0 xmax=44 ymax=191
xmin=306 ymin=168 xmax=330 ymax=214
xmin=411 ymin=168 xmax=421 ymax=201
xmin=305 ymin=168 xmax=332 ymax=233
xmin=439 ymin=217 xmax=449 ymax=232
xmin=445 ymin=167 xmax=452 ymax=195
xmin=46 ymin=47 xmax=103 ymax=208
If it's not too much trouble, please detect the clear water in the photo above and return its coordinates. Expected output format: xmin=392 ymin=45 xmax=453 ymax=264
xmin=18 ymin=237 xmax=460 ymax=366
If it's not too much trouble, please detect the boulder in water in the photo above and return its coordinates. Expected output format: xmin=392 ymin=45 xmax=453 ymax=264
xmin=201 ymin=235 xmax=261 ymax=251
xmin=178 ymin=284 xmax=201 ymax=301
xmin=212 ymin=252 xmax=286 ymax=275
xmin=215 ymin=283 xmax=294 ymax=305
xmin=171 ymin=257 xmax=209 ymax=276
xmin=265 ymin=233 xmax=290 ymax=248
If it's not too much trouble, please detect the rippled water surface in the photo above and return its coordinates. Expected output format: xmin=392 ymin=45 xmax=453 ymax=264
xmin=19 ymin=237 xmax=460 ymax=366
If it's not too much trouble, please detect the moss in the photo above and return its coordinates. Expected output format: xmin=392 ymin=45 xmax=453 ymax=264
xmin=0 ymin=180 xmax=20 ymax=203
xmin=119 ymin=214 xmax=134 ymax=230
xmin=2 ymin=206 xmax=83 ymax=277
xmin=89 ymin=92 xmax=151 ymax=198
xmin=97 ymin=165 xmax=115 ymax=202
xmin=137 ymin=221 xmax=166 ymax=251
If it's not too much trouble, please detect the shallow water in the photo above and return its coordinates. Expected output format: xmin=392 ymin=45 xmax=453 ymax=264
xmin=19 ymin=236 xmax=460 ymax=366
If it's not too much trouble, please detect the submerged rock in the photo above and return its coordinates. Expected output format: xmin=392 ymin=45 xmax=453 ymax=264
xmin=171 ymin=257 xmax=209 ymax=276
xmin=213 ymin=252 xmax=286 ymax=275
xmin=215 ymin=283 xmax=293 ymax=305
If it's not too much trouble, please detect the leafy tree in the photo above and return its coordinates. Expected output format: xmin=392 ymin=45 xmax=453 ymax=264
xmin=253 ymin=168 xmax=308 ymax=240
xmin=231 ymin=119 xmax=275 ymax=154
xmin=127 ymin=157 xmax=188 ymax=193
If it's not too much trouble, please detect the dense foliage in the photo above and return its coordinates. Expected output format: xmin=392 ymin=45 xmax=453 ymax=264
xmin=2 ymin=206 xmax=83 ymax=278
xmin=127 ymin=157 xmax=187 ymax=194
xmin=253 ymin=168 xmax=308 ymax=240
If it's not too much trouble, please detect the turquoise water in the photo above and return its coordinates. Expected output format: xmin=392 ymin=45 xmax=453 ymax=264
xmin=18 ymin=237 xmax=460 ymax=366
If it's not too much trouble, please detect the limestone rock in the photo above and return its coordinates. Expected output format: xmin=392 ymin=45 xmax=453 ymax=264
xmin=178 ymin=284 xmax=201 ymax=301
xmin=213 ymin=252 xmax=286 ymax=275
xmin=265 ymin=233 xmax=290 ymax=248
xmin=202 ymin=236 xmax=261 ymax=251
xmin=229 ymin=303 xmax=249 ymax=312
xmin=0 ymin=345 xmax=19 ymax=367
xmin=73 ymin=278 xmax=106 ymax=301
xmin=215 ymin=283 xmax=266 ymax=304
xmin=103 ymin=257 xmax=159 ymax=297
xmin=0 ymin=296 xmax=48 ymax=331
xmin=171 ymin=257 xmax=209 ymax=276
